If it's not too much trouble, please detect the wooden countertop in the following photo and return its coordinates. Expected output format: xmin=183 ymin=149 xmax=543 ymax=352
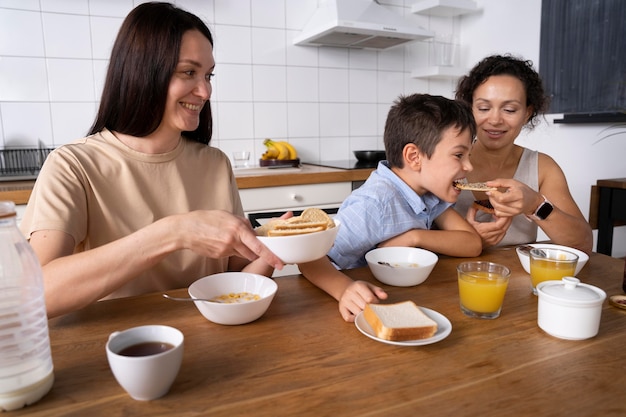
xmin=235 ymin=164 xmax=373 ymax=189
xmin=0 ymin=164 xmax=374 ymax=205
xmin=11 ymin=248 xmax=626 ymax=416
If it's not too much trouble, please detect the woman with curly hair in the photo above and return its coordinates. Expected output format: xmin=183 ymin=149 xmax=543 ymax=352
xmin=453 ymin=54 xmax=592 ymax=252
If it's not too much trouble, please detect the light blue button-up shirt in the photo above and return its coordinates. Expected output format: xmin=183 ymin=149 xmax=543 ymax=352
xmin=328 ymin=161 xmax=452 ymax=269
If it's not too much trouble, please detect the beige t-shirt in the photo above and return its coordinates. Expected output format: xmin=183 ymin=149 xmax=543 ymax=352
xmin=20 ymin=129 xmax=244 ymax=299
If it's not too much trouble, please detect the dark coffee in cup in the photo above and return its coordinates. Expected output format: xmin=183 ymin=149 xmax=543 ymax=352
xmin=118 ymin=341 xmax=174 ymax=357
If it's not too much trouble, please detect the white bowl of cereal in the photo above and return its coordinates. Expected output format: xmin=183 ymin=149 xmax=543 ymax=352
xmin=256 ymin=208 xmax=340 ymax=264
xmin=188 ymin=272 xmax=277 ymax=325
xmin=365 ymin=247 xmax=438 ymax=287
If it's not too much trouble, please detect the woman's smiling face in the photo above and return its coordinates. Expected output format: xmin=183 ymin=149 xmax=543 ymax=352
xmin=161 ymin=30 xmax=215 ymax=136
xmin=472 ymin=75 xmax=532 ymax=150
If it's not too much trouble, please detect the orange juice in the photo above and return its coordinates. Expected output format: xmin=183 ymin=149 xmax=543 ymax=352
xmin=530 ymin=259 xmax=576 ymax=289
xmin=458 ymin=271 xmax=508 ymax=313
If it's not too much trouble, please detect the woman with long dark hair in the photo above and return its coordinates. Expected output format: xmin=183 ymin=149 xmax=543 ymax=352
xmin=20 ymin=2 xmax=282 ymax=318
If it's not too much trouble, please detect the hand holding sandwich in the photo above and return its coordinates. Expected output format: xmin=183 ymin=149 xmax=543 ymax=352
xmin=481 ymin=178 xmax=544 ymax=218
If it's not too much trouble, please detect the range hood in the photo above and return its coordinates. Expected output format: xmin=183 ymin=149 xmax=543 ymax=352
xmin=293 ymin=0 xmax=434 ymax=49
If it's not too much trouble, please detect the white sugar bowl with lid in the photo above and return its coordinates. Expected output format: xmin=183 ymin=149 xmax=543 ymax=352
xmin=536 ymin=277 xmax=606 ymax=340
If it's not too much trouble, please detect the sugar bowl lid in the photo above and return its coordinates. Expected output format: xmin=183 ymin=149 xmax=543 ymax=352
xmin=537 ymin=277 xmax=606 ymax=305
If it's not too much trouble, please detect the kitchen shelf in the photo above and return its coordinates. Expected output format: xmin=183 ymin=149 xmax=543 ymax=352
xmin=411 ymin=0 xmax=480 ymax=17
xmin=411 ymin=66 xmax=467 ymax=80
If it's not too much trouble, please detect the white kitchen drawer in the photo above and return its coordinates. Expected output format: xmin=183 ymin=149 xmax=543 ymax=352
xmin=239 ymin=182 xmax=351 ymax=212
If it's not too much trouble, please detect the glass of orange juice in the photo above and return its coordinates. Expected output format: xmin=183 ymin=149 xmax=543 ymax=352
xmin=529 ymin=248 xmax=578 ymax=295
xmin=457 ymin=262 xmax=511 ymax=319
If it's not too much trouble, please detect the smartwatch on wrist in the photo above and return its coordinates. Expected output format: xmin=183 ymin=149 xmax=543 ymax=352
xmin=530 ymin=195 xmax=554 ymax=221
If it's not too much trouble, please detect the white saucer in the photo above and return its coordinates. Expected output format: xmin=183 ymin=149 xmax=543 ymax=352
xmin=354 ymin=307 xmax=452 ymax=346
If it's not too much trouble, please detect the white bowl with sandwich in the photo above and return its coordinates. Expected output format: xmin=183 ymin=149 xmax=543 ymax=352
xmin=256 ymin=208 xmax=339 ymax=264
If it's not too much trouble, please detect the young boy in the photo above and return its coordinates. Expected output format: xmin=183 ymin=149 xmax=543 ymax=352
xmin=298 ymin=94 xmax=482 ymax=322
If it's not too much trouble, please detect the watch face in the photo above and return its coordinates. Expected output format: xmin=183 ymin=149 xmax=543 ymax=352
xmin=536 ymin=201 xmax=554 ymax=220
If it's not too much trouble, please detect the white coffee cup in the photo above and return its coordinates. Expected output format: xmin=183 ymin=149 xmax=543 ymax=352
xmin=105 ymin=325 xmax=184 ymax=401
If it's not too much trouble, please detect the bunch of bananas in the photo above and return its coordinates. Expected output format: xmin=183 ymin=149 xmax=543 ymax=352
xmin=261 ymin=138 xmax=298 ymax=160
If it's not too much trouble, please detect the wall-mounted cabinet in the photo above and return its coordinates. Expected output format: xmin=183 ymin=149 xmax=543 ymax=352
xmin=411 ymin=66 xmax=466 ymax=80
xmin=411 ymin=0 xmax=480 ymax=17
xmin=410 ymin=0 xmax=478 ymax=79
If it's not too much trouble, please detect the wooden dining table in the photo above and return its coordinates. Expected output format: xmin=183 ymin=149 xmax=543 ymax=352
xmin=12 ymin=248 xmax=626 ymax=417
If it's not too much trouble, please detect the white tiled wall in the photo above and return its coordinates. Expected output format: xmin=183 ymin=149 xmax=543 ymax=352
xmin=0 ymin=0 xmax=456 ymax=163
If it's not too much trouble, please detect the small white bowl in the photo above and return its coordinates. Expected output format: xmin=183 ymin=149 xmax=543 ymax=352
xmin=188 ymin=272 xmax=277 ymax=325
xmin=516 ymin=243 xmax=589 ymax=275
xmin=365 ymin=247 xmax=438 ymax=287
xmin=257 ymin=220 xmax=340 ymax=264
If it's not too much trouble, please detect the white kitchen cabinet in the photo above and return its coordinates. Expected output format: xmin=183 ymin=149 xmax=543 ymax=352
xmin=240 ymin=182 xmax=351 ymax=214
xmin=240 ymin=182 xmax=351 ymax=277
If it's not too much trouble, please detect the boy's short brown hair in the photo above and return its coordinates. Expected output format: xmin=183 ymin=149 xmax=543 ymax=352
xmin=383 ymin=94 xmax=475 ymax=168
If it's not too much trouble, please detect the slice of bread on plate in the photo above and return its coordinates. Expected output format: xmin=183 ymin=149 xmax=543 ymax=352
xmin=363 ymin=301 xmax=438 ymax=341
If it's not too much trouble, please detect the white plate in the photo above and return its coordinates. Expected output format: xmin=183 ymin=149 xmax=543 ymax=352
xmin=354 ymin=307 xmax=452 ymax=346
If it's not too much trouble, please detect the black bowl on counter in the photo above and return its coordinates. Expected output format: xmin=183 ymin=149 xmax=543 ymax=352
xmin=353 ymin=150 xmax=386 ymax=163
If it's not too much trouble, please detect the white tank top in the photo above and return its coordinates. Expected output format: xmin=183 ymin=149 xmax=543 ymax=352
xmin=454 ymin=147 xmax=539 ymax=246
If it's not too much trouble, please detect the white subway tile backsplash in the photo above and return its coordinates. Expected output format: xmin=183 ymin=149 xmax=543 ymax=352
xmin=213 ymin=25 xmax=251 ymax=64
xmin=0 ymin=9 xmax=44 ymax=57
xmin=378 ymin=47 xmax=405 ymax=72
xmin=47 ymin=59 xmax=95 ymax=102
xmin=377 ymin=71 xmax=405 ymax=104
xmin=214 ymin=64 xmax=253 ymax=102
xmin=253 ymin=66 xmax=287 ymax=102
xmin=285 ymin=0 xmax=318 ymax=31
xmin=41 ymin=0 xmax=88 ymax=14
xmin=319 ymin=103 xmax=349 ymax=137
xmin=50 ymin=102 xmax=96 ymax=145
xmin=286 ymin=30 xmax=318 ymax=67
xmin=287 ymin=102 xmax=319 ymax=138
xmin=319 ymin=68 xmax=349 ymax=103
xmin=251 ymin=27 xmax=286 ymax=66
xmin=320 ymin=136 xmax=350 ymax=161
xmin=349 ymin=70 xmax=377 ymax=103
xmin=253 ymin=102 xmax=288 ymax=139
xmin=216 ymin=102 xmax=254 ymax=139
xmin=0 ymin=0 xmax=39 ymax=11
xmin=377 ymin=103 xmax=392 ymax=137
xmin=319 ymin=48 xmax=349 ymax=68
xmin=286 ymin=67 xmax=318 ymax=102
xmin=42 ymin=12 xmax=92 ymax=59
xmin=1 ymin=102 xmax=52 ymax=147
xmin=90 ymin=16 xmax=123 ymax=59
xmin=0 ymin=1 xmax=435 ymax=152
xmin=92 ymin=59 xmax=107 ymax=99
xmin=214 ymin=0 xmax=250 ymax=25
xmin=349 ymin=49 xmax=378 ymax=70
xmin=175 ymin=0 xmax=214 ymax=22
xmin=0 ymin=57 xmax=49 ymax=102
xmin=350 ymin=135 xmax=381 ymax=152
xmin=349 ymin=104 xmax=377 ymax=136
xmin=87 ymin=0 xmax=133 ymax=17
xmin=251 ymin=0 xmax=285 ymax=29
